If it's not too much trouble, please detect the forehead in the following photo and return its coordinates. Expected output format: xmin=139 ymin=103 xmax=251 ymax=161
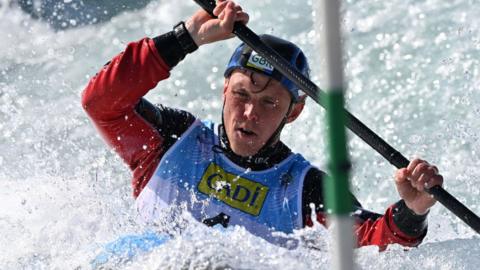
xmin=227 ymin=69 xmax=291 ymax=100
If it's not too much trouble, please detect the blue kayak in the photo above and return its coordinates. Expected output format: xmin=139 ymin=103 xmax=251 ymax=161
xmin=91 ymin=231 xmax=170 ymax=268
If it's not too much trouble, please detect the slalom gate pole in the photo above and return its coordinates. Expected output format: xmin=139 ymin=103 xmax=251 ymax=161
xmin=192 ymin=0 xmax=480 ymax=234
xmin=317 ymin=0 xmax=354 ymax=269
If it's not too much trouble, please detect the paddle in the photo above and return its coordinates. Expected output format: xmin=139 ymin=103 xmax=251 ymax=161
xmin=192 ymin=0 xmax=480 ymax=234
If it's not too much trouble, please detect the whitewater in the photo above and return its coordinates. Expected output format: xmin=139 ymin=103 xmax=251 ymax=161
xmin=0 ymin=0 xmax=479 ymax=269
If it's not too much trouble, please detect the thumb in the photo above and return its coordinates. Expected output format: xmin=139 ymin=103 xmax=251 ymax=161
xmin=395 ymin=168 xmax=409 ymax=185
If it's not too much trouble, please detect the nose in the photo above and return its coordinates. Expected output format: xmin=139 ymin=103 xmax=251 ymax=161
xmin=243 ymin=102 xmax=258 ymax=121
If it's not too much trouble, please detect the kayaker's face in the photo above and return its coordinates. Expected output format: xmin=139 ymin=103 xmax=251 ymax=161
xmin=222 ymin=69 xmax=304 ymax=157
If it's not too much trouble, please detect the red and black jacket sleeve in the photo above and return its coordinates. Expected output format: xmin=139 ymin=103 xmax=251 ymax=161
xmin=303 ymin=168 xmax=428 ymax=250
xmin=81 ymin=32 xmax=195 ymax=197
xmin=82 ymin=31 xmax=427 ymax=250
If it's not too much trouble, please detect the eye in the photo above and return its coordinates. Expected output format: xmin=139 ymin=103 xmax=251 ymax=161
xmin=262 ymin=98 xmax=277 ymax=108
xmin=232 ymin=89 xmax=249 ymax=99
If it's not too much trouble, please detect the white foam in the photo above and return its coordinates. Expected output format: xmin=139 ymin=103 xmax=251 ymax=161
xmin=1 ymin=0 xmax=479 ymax=268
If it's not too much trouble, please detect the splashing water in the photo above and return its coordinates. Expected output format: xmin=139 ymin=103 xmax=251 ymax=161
xmin=1 ymin=0 xmax=479 ymax=269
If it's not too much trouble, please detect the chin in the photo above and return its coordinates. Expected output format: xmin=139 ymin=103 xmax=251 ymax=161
xmin=231 ymin=144 xmax=260 ymax=157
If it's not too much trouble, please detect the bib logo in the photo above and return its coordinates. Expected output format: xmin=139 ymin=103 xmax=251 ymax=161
xmin=246 ymin=51 xmax=274 ymax=74
xmin=198 ymin=163 xmax=269 ymax=216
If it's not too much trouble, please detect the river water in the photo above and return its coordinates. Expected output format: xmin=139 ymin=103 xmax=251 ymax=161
xmin=1 ymin=0 xmax=479 ymax=269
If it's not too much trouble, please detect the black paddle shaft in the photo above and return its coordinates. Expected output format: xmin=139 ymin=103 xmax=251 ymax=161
xmin=192 ymin=0 xmax=480 ymax=234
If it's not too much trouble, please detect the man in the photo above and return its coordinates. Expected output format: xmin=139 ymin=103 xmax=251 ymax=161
xmin=82 ymin=0 xmax=443 ymax=249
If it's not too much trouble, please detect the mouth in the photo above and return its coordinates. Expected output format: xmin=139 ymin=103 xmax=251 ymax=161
xmin=236 ymin=127 xmax=257 ymax=137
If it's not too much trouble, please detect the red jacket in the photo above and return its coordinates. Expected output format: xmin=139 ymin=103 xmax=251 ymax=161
xmin=82 ymin=37 xmax=426 ymax=250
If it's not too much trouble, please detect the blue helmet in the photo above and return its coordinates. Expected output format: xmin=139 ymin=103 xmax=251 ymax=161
xmin=224 ymin=34 xmax=310 ymax=102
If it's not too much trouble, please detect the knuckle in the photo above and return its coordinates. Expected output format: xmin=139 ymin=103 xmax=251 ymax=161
xmin=416 ymin=162 xmax=428 ymax=172
xmin=411 ymin=158 xmax=422 ymax=163
xmin=428 ymin=166 xmax=439 ymax=176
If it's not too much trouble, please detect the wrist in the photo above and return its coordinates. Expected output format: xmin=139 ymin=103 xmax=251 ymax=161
xmin=152 ymin=31 xmax=185 ymax=68
xmin=185 ymin=19 xmax=203 ymax=47
xmin=173 ymin=21 xmax=199 ymax=54
xmin=404 ymin=200 xmax=430 ymax=216
xmin=393 ymin=200 xmax=428 ymax=238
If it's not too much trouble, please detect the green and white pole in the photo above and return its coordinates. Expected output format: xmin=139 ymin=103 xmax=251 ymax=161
xmin=316 ymin=1 xmax=354 ymax=270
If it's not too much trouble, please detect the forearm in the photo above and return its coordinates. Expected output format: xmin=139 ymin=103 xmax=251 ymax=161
xmin=304 ymin=202 xmax=427 ymax=250
xmin=354 ymin=200 xmax=427 ymax=250
xmin=81 ymin=34 xmax=188 ymax=197
xmin=81 ymin=37 xmax=171 ymax=120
